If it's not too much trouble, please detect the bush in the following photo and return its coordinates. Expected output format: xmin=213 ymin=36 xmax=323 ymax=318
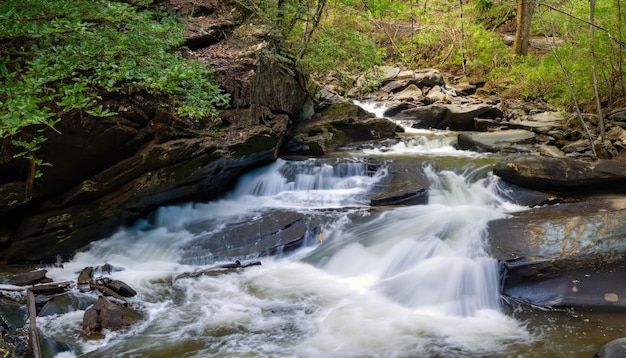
xmin=0 ymin=0 xmax=229 ymax=138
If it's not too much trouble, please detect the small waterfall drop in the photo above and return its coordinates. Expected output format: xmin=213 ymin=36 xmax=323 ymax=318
xmin=39 ymin=132 xmax=532 ymax=357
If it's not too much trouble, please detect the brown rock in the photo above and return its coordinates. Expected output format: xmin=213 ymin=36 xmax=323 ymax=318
xmin=82 ymin=296 xmax=143 ymax=335
xmin=8 ymin=269 xmax=48 ymax=286
xmin=493 ymin=156 xmax=626 ymax=192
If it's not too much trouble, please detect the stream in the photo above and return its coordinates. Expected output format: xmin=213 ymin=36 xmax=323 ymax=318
xmin=35 ymin=103 xmax=626 ymax=357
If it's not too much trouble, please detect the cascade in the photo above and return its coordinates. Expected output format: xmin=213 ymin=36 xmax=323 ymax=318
xmin=38 ymin=103 xmax=537 ymax=357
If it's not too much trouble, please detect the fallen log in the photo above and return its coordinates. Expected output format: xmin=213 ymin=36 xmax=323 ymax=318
xmin=26 ymin=289 xmax=41 ymax=358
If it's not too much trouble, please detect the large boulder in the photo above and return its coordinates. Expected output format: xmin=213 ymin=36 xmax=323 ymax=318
xmin=0 ymin=2 xmax=310 ymax=263
xmin=179 ymin=210 xmax=323 ymax=264
xmin=493 ymin=156 xmax=626 ymax=192
xmin=382 ymin=102 xmax=503 ymax=131
xmin=595 ymin=337 xmax=626 ymax=358
xmin=488 ymin=194 xmax=626 ymax=310
xmin=457 ymin=129 xmax=536 ymax=153
xmin=282 ymin=103 xmax=398 ymax=156
xmin=82 ymin=296 xmax=143 ymax=335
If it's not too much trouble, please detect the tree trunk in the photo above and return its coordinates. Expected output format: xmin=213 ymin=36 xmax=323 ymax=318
xmin=590 ymin=0 xmax=605 ymax=148
xmin=512 ymin=0 xmax=534 ymax=55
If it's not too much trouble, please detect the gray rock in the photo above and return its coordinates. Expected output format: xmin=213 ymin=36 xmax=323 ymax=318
xmin=595 ymin=337 xmax=626 ymax=358
xmin=8 ymin=269 xmax=48 ymax=286
xmin=180 ymin=210 xmax=319 ymax=264
xmin=489 ymin=194 xmax=626 ymax=310
xmin=82 ymin=296 xmax=143 ymax=335
xmin=457 ymin=129 xmax=536 ymax=152
xmin=493 ymin=156 xmax=626 ymax=191
xmin=39 ymin=293 xmax=95 ymax=317
xmin=392 ymin=84 xmax=422 ymax=101
xmin=282 ymin=102 xmax=398 ymax=156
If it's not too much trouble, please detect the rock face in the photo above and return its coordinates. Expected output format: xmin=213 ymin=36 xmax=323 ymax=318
xmin=493 ymin=156 xmax=626 ymax=192
xmin=0 ymin=0 xmax=308 ymax=263
xmin=282 ymin=103 xmax=398 ymax=156
xmin=488 ymin=194 xmax=626 ymax=310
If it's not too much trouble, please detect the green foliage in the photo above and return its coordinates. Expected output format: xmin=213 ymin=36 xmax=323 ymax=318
xmin=299 ymin=26 xmax=385 ymax=74
xmin=488 ymin=0 xmax=625 ymax=109
xmin=12 ymin=135 xmax=52 ymax=178
xmin=0 ymin=0 xmax=229 ymax=139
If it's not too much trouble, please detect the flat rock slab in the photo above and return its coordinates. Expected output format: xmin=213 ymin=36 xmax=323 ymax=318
xmin=458 ymin=129 xmax=536 ymax=152
xmin=493 ymin=156 xmax=626 ymax=192
xmin=488 ymin=194 xmax=626 ymax=310
xmin=503 ymin=265 xmax=626 ymax=311
xmin=180 ymin=210 xmax=323 ymax=264
xmin=489 ymin=195 xmax=626 ymax=262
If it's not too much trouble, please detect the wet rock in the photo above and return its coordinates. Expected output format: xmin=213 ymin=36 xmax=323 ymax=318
xmin=77 ymin=267 xmax=94 ymax=292
xmin=180 ymin=210 xmax=322 ymax=264
xmin=39 ymin=338 xmax=74 ymax=358
xmin=370 ymin=189 xmax=428 ymax=206
xmin=82 ymin=296 xmax=143 ymax=336
xmin=488 ymin=195 xmax=626 ymax=310
xmin=94 ymin=263 xmax=124 ymax=275
xmin=0 ymin=1 xmax=307 ymax=264
xmin=594 ymin=337 xmax=626 ymax=358
xmin=440 ymin=103 xmax=504 ymax=131
xmin=385 ymin=102 xmax=503 ymax=131
xmin=457 ymin=129 xmax=536 ymax=153
xmin=8 ymin=269 xmax=48 ymax=286
xmin=349 ymin=67 xmax=445 ymax=98
xmin=175 ymin=260 xmax=262 ymax=280
xmin=392 ymin=84 xmax=422 ymax=101
xmin=94 ymin=278 xmax=137 ymax=298
xmin=493 ymin=156 xmax=626 ymax=192
xmin=282 ymin=102 xmax=398 ymax=156
xmin=398 ymin=104 xmax=448 ymax=129
xmin=494 ymin=181 xmax=560 ymax=208
xmin=39 ymin=293 xmax=95 ymax=317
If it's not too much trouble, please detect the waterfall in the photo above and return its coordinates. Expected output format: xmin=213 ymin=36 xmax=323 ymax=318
xmin=40 ymin=132 xmax=531 ymax=358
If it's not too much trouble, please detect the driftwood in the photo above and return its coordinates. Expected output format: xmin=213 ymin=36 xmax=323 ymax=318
xmin=26 ymin=289 xmax=41 ymax=358
xmin=175 ymin=260 xmax=262 ymax=280
xmin=27 ymin=281 xmax=73 ymax=295
xmin=92 ymin=284 xmax=127 ymax=302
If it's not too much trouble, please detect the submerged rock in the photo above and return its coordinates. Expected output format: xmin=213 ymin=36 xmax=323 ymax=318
xmin=39 ymin=293 xmax=95 ymax=317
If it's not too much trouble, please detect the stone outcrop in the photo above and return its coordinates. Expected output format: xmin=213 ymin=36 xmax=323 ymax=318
xmin=0 ymin=1 xmax=309 ymax=264
xmin=281 ymin=102 xmax=399 ymax=156
xmin=488 ymin=194 xmax=626 ymax=311
xmin=493 ymin=156 xmax=626 ymax=192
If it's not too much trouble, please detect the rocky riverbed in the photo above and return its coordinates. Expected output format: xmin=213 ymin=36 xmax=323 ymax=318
xmin=2 ymin=0 xmax=626 ymax=356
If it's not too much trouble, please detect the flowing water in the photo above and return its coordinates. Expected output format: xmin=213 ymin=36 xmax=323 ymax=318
xmin=35 ymin=103 xmax=626 ymax=357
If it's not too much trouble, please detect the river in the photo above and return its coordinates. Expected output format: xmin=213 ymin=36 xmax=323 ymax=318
xmin=36 ymin=103 xmax=624 ymax=357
